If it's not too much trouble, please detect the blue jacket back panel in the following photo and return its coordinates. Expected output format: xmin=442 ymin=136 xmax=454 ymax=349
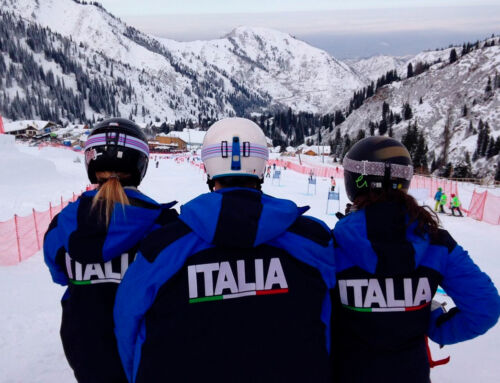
xmin=331 ymin=202 xmax=500 ymax=383
xmin=114 ymin=188 xmax=336 ymax=383
xmin=43 ymin=188 xmax=177 ymax=383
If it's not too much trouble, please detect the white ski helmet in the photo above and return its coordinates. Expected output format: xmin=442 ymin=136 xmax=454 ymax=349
xmin=201 ymin=117 xmax=269 ymax=181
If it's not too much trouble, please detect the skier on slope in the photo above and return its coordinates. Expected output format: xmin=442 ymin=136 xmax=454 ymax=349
xmin=43 ymin=118 xmax=177 ymax=383
xmin=113 ymin=118 xmax=336 ymax=383
xmin=331 ymin=136 xmax=500 ymax=383
xmin=433 ymin=187 xmax=442 ymax=212
xmin=439 ymin=191 xmax=448 ymax=214
xmin=450 ymin=193 xmax=464 ymax=217
xmin=330 ymin=176 xmax=336 ymax=191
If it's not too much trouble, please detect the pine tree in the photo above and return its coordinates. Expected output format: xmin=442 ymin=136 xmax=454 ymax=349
xmin=462 ymin=104 xmax=468 ymax=117
xmin=403 ymin=103 xmax=413 ymax=120
xmin=449 ymin=48 xmax=458 ymax=64
xmin=407 ymin=63 xmax=413 ymax=78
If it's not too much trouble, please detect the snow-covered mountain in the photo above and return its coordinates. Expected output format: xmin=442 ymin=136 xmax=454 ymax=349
xmin=161 ymin=27 xmax=364 ymax=113
xmin=0 ymin=0 xmax=364 ymax=120
xmin=328 ymin=41 xmax=500 ymax=176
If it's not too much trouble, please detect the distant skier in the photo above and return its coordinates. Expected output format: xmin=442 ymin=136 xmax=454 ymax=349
xmin=273 ymin=163 xmax=276 ymax=171
xmin=450 ymin=193 xmax=463 ymax=217
xmin=114 ymin=118 xmax=335 ymax=383
xmin=266 ymin=166 xmax=271 ymax=178
xmin=308 ymin=169 xmax=314 ymax=182
xmin=43 ymin=118 xmax=177 ymax=383
xmin=330 ymin=176 xmax=336 ymax=191
xmin=156 ymin=160 xmax=159 ymax=168
xmin=439 ymin=191 xmax=448 ymax=213
xmin=331 ymin=137 xmax=500 ymax=383
xmin=434 ymin=187 xmax=443 ymax=212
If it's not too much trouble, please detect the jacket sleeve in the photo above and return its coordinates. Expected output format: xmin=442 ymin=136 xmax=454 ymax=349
xmin=43 ymin=214 xmax=68 ymax=286
xmin=114 ymin=252 xmax=160 ymax=382
xmin=114 ymin=228 xmax=210 ymax=382
xmin=428 ymin=237 xmax=500 ymax=345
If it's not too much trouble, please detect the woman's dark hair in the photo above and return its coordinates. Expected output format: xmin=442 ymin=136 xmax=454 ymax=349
xmin=208 ymin=176 xmax=262 ymax=191
xmin=354 ymin=189 xmax=440 ymax=239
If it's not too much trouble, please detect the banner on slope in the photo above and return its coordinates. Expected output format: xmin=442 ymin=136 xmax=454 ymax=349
xmin=0 ymin=114 xmax=4 ymax=134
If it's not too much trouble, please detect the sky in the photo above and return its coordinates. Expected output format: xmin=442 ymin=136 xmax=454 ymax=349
xmin=98 ymin=0 xmax=500 ymax=59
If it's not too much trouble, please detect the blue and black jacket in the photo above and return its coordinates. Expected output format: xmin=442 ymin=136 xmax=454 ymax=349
xmin=114 ymin=187 xmax=335 ymax=383
xmin=43 ymin=188 xmax=177 ymax=383
xmin=331 ymin=201 xmax=500 ymax=383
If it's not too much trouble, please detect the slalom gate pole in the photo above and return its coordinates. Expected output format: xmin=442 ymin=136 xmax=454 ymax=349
xmin=14 ymin=214 xmax=21 ymax=263
xmin=33 ymin=208 xmax=40 ymax=250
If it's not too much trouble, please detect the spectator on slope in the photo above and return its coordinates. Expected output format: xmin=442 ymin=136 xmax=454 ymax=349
xmin=43 ymin=118 xmax=177 ymax=383
xmin=450 ymin=193 xmax=464 ymax=217
xmin=434 ymin=187 xmax=443 ymax=212
xmin=330 ymin=176 xmax=336 ymax=191
xmin=114 ymin=117 xmax=335 ymax=383
xmin=331 ymin=136 xmax=500 ymax=383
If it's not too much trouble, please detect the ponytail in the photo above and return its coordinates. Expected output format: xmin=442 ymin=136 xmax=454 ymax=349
xmin=354 ymin=189 xmax=440 ymax=239
xmin=91 ymin=171 xmax=131 ymax=226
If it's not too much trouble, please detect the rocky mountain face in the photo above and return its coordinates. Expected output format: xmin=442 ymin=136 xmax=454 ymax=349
xmin=327 ymin=41 xmax=500 ymax=177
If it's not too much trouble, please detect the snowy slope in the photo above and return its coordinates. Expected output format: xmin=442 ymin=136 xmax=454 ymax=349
xmin=329 ymin=42 xmax=500 ymax=176
xmin=345 ymin=55 xmax=411 ymax=83
xmin=161 ymin=27 xmax=365 ymax=113
xmin=0 ymin=0 xmax=365 ymax=117
xmin=0 ymin=146 xmax=499 ymax=382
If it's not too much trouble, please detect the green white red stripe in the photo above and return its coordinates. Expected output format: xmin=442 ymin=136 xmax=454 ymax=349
xmin=189 ymin=288 xmax=288 ymax=304
xmin=342 ymin=300 xmax=431 ymax=312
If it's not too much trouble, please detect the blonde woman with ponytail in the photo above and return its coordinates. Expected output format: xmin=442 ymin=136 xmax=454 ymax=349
xmin=44 ymin=118 xmax=177 ymax=383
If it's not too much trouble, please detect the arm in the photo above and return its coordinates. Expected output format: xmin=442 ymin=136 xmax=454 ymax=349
xmin=114 ymin=227 xmax=210 ymax=382
xmin=428 ymin=240 xmax=500 ymax=345
xmin=43 ymin=214 xmax=68 ymax=286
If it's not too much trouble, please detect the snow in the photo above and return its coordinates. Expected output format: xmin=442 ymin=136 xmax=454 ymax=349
xmin=163 ymin=129 xmax=206 ymax=146
xmin=3 ymin=120 xmax=51 ymax=133
xmin=0 ymin=146 xmax=499 ymax=381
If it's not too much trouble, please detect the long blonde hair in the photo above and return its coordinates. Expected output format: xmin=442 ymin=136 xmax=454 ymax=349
xmin=92 ymin=171 xmax=131 ymax=226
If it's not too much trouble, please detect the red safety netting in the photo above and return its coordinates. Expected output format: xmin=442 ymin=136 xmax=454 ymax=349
xmin=410 ymin=175 xmax=459 ymax=199
xmin=467 ymin=190 xmax=500 ymax=225
xmin=268 ymin=159 xmax=344 ymax=178
xmin=0 ymin=186 xmax=96 ymax=266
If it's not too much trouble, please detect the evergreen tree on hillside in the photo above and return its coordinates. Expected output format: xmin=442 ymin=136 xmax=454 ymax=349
xmin=407 ymin=63 xmax=413 ymax=78
xmin=449 ymin=48 xmax=458 ymax=64
xmin=403 ymin=103 xmax=413 ymax=120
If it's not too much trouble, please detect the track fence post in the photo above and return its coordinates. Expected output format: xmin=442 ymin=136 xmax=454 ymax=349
xmin=14 ymin=214 xmax=21 ymax=263
xmin=33 ymin=208 xmax=41 ymax=250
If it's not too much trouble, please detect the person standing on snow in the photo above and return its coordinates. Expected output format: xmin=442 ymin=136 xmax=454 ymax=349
xmin=43 ymin=118 xmax=177 ymax=383
xmin=114 ymin=117 xmax=335 ymax=383
xmin=331 ymin=136 xmax=500 ymax=383
xmin=433 ymin=187 xmax=442 ymax=211
xmin=330 ymin=176 xmax=336 ymax=191
xmin=450 ymin=193 xmax=463 ymax=217
xmin=439 ymin=191 xmax=448 ymax=214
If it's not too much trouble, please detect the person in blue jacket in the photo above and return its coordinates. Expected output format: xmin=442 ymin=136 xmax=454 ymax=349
xmin=331 ymin=136 xmax=500 ymax=383
xmin=114 ymin=117 xmax=336 ymax=383
xmin=43 ymin=118 xmax=177 ymax=383
xmin=434 ymin=187 xmax=443 ymax=212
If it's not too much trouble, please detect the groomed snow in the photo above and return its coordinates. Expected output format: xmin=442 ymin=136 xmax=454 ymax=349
xmin=0 ymin=145 xmax=499 ymax=382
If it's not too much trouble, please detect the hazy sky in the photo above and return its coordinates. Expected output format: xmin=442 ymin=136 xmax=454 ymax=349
xmin=98 ymin=0 xmax=500 ymax=58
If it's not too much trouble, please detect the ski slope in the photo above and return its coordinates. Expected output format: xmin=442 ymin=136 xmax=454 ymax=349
xmin=0 ymin=144 xmax=499 ymax=382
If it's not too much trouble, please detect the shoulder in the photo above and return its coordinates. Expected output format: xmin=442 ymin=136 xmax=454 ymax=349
xmin=430 ymin=228 xmax=457 ymax=253
xmin=287 ymin=215 xmax=331 ymax=247
xmin=140 ymin=217 xmax=193 ymax=263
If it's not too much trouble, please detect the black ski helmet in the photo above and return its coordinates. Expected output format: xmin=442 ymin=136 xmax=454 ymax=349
xmin=84 ymin=118 xmax=149 ymax=186
xmin=343 ymin=136 xmax=413 ymax=202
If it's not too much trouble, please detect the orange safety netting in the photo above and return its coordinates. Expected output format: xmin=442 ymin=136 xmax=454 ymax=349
xmin=0 ymin=186 xmax=96 ymax=266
